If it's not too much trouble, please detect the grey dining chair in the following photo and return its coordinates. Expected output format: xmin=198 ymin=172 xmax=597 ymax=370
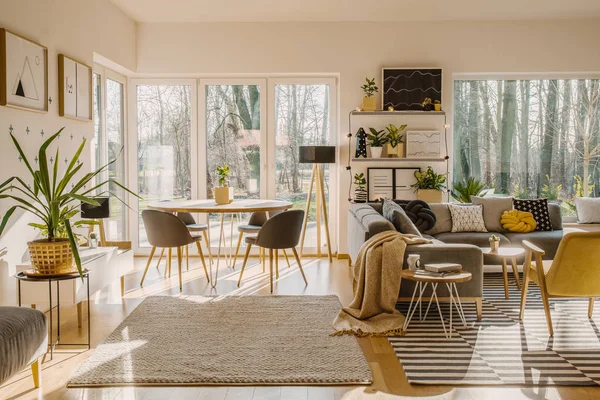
xmin=232 ymin=210 xmax=291 ymax=271
xmin=175 ymin=212 xmax=213 ymax=269
xmin=140 ymin=209 xmax=209 ymax=290
xmin=237 ymin=210 xmax=307 ymax=292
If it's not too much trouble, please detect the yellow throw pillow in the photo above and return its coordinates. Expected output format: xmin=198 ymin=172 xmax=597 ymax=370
xmin=501 ymin=210 xmax=536 ymax=233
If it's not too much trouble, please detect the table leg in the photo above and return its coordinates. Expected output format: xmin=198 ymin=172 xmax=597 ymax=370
xmin=451 ymin=282 xmax=468 ymax=328
xmin=87 ymin=275 xmax=91 ymax=349
xmin=403 ymin=282 xmax=428 ymax=332
xmin=502 ymin=257 xmax=509 ymax=299
xmin=56 ymin=281 xmax=60 ymax=341
xmin=423 ymin=283 xmax=438 ymax=321
xmin=48 ymin=280 xmax=53 ymax=360
xmin=210 ymin=213 xmax=226 ymax=289
xmin=431 ymin=285 xmax=448 ymax=338
xmin=511 ymin=257 xmax=521 ymax=289
xmin=18 ymin=280 xmax=21 ymax=307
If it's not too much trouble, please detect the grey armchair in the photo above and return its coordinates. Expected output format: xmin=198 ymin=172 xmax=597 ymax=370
xmin=237 ymin=210 xmax=307 ymax=292
xmin=141 ymin=210 xmax=209 ymax=290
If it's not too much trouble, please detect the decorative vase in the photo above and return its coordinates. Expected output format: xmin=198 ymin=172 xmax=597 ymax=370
xmin=214 ymin=187 xmax=233 ymax=205
xmin=385 ymin=143 xmax=398 ymax=158
xmin=355 ymin=128 xmax=368 ymax=158
xmin=490 ymin=240 xmax=500 ymax=252
xmin=396 ymin=143 xmax=405 ymax=158
xmin=417 ymin=189 xmax=443 ymax=203
xmin=370 ymin=146 xmax=383 ymax=158
xmin=28 ymin=238 xmax=75 ymax=275
xmin=362 ymin=97 xmax=376 ymax=111
xmin=434 ymin=104 xmax=441 ymax=111
xmin=354 ymin=186 xmax=368 ymax=203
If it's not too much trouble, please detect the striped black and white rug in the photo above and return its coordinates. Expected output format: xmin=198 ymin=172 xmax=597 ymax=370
xmin=390 ymin=273 xmax=600 ymax=386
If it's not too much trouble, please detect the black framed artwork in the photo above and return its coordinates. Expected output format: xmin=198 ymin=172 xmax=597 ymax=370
xmin=367 ymin=167 xmax=420 ymax=201
xmin=381 ymin=68 xmax=442 ymax=111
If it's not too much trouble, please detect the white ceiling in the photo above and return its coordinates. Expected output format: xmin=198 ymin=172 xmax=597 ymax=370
xmin=111 ymin=0 xmax=600 ymax=23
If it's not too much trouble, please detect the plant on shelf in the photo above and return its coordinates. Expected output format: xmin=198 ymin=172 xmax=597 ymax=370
xmin=0 ymin=128 xmax=137 ymax=278
xmin=366 ymin=128 xmax=388 ymax=158
xmin=361 ymin=77 xmax=378 ymax=111
xmin=215 ymin=164 xmax=233 ymax=205
xmin=452 ymin=176 xmax=486 ymax=203
xmin=384 ymin=123 xmax=407 ymax=158
xmin=353 ymin=173 xmax=368 ymax=203
xmin=434 ymin=99 xmax=441 ymax=111
xmin=422 ymin=97 xmax=433 ymax=111
xmin=489 ymin=234 xmax=501 ymax=251
xmin=411 ymin=166 xmax=447 ymax=203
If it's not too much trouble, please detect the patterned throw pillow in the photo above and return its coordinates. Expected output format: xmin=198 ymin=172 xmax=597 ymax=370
xmin=513 ymin=198 xmax=553 ymax=231
xmin=448 ymin=204 xmax=488 ymax=233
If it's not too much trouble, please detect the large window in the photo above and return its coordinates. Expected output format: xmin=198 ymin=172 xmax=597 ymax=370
xmin=454 ymin=79 xmax=600 ymax=215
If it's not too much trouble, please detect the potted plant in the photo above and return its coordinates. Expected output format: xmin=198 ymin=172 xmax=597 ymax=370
xmin=434 ymin=100 xmax=442 ymax=112
xmin=366 ymin=128 xmax=388 ymax=158
xmin=489 ymin=234 xmax=501 ymax=252
xmin=411 ymin=166 xmax=447 ymax=203
xmin=353 ymin=173 xmax=367 ymax=203
xmin=0 ymin=128 xmax=137 ymax=277
xmin=215 ymin=164 xmax=233 ymax=205
xmin=422 ymin=97 xmax=433 ymax=111
xmin=385 ymin=124 xmax=407 ymax=158
xmin=361 ymin=77 xmax=378 ymax=111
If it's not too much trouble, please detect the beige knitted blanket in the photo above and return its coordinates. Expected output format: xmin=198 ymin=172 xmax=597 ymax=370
xmin=332 ymin=231 xmax=431 ymax=337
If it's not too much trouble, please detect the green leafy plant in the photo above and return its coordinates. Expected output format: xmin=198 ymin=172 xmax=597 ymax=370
xmin=0 ymin=128 xmax=138 ymax=277
xmin=361 ymin=78 xmax=378 ymax=98
xmin=366 ymin=128 xmax=388 ymax=147
xmin=541 ymin=174 xmax=562 ymax=201
xmin=411 ymin=166 xmax=447 ymax=192
xmin=353 ymin=173 xmax=366 ymax=188
xmin=452 ymin=176 xmax=486 ymax=203
xmin=217 ymin=164 xmax=231 ymax=187
xmin=422 ymin=97 xmax=432 ymax=106
xmin=385 ymin=124 xmax=407 ymax=148
xmin=511 ymin=183 xmax=531 ymax=199
xmin=434 ymin=100 xmax=441 ymax=104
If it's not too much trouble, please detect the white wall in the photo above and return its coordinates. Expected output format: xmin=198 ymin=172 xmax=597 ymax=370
xmin=0 ymin=0 xmax=136 ymax=305
xmin=136 ymin=19 xmax=600 ymax=254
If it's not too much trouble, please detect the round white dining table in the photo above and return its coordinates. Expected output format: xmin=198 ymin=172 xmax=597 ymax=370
xmin=147 ymin=199 xmax=293 ymax=288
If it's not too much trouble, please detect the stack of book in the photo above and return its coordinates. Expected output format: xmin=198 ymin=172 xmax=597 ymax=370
xmin=414 ymin=263 xmax=462 ymax=277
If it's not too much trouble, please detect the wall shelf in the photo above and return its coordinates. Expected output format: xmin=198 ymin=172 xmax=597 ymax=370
xmin=352 ymin=158 xmax=447 ymax=163
xmin=351 ymin=110 xmax=446 ymax=116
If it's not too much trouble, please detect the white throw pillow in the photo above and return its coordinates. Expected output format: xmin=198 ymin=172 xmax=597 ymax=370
xmin=575 ymin=197 xmax=600 ymax=223
xmin=448 ymin=204 xmax=488 ymax=233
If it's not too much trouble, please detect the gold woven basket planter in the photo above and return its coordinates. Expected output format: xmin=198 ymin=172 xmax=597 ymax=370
xmin=27 ymin=238 xmax=76 ymax=275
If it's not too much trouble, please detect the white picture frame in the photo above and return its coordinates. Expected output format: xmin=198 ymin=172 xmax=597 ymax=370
xmin=406 ymin=130 xmax=441 ymax=158
xmin=59 ymin=54 xmax=92 ymax=121
xmin=0 ymin=29 xmax=48 ymax=113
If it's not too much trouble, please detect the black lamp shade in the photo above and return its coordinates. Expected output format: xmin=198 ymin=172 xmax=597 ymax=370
xmin=81 ymin=196 xmax=110 ymax=219
xmin=298 ymin=146 xmax=336 ymax=164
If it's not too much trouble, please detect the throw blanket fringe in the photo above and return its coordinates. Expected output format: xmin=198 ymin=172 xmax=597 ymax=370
xmin=332 ymin=231 xmax=431 ymax=337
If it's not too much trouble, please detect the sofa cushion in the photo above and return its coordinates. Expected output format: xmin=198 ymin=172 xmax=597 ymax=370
xmin=383 ymin=200 xmax=421 ymax=236
xmin=472 ymin=196 xmax=513 ymax=232
xmin=504 ymin=230 xmax=564 ymax=259
xmin=574 ymin=197 xmax=600 ymax=223
xmin=548 ymin=203 xmax=563 ymax=230
xmin=434 ymin=232 xmax=510 ymax=247
xmin=349 ymin=203 xmax=394 ymax=240
xmin=513 ymin=198 xmax=553 ymax=231
xmin=449 ymin=204 xmax=488 ymax=233
xmin=424 ymin=203 xmax=452 ymax=235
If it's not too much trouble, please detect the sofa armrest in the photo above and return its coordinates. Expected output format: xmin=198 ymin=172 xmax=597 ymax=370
xmin=348 ymin=204 xmax=394 ymax=261
xmin=400 ymin=243 xmax=484 ymax=298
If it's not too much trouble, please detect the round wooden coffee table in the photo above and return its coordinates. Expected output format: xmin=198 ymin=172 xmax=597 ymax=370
xmin=480 ymin=247 xmax=525 ymax=299
xmin=401 ymin=269 xmax=472 ymax=339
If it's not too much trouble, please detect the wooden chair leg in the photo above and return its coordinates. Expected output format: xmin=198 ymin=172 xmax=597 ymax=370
xmin=282 ymin=249 xmax=291 ymax=268
xmin=176 ymin=246 xmax=183 ymax=291
xmin=237 ymin=244 xmax=252 ymax=287
xmin=535 ymin=257 xmax=553 ymax=336
xmin=502 ymin=257 xmax=509 ymax=299
xmin=511 ymin=257 xmax=521 ymax=289
xmin=195 ymin=241 xmax=209 ymax=281
xmin=475 ymin=298 xmax=482 ymax=321
xmin=519 ymin=267 xmax=531 ymax=320
xmin=291 ymin=247 xmax=308 ymax=286
xmin=589 ymin=298 xmax=595 ymax=319
xmin=185 ymin=245 xmax=189 ymax=271
xmin=269 ymin=248 xmax=274 ymax=293
xmin=156 ymin=248 xmax=165 ymax=268
xmin=166 ymin=248 xmax=172 ymax=278
xmin=31 ymin=358 xmax=41 ymax=388
xmin=275 ymin=249 xmax=279 ymax=279
xmin=261 ymin=247 xmax=265 ymax=273
xmin=232 ymin=232 xmax=243 ymax=267
xmin=140 ymin=246 xmax=157 ymax=287
xmin=202 ymin=230 xmax=214 ymax=265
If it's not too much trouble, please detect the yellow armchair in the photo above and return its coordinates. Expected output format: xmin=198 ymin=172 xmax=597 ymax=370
xmin=519 ymin=232 xmax=600 ymax=336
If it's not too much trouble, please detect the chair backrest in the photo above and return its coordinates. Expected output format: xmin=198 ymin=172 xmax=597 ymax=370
xmin=545 ymin=231 xmax=600 ymax=297
xmin=247 ymin=211 xmax=268 ymax=226
xmin=142 ymin=209 xmax=193 ymax=248
xmin=176 ymin=212 xmax=196 ymax=226
xmin=256 ymin=210 xmax=304 ymax=249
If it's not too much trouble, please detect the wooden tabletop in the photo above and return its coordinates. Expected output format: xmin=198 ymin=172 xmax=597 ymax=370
xmin=401 ymin=269 xmax=472 ymax=283
xmin=480 ymin=247 xmax=525 ymax=257
xmin=147 ymin=199 xmax=293 ymax=213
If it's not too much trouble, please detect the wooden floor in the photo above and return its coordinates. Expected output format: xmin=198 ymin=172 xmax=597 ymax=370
xmin=2 ymin=255 xmax=600 ymax=400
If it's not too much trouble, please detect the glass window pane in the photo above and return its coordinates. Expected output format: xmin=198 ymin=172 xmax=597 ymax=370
xmin=92 ymin=72 xmax=102 ymax=188
xmin=137 ymin=85 xmax=192 ymax=247
xmin=106 ymin=78 xmax=126 ymax=241
xmin=453 ymin=79 xmax=600 ymax=217
xmin=274 ymin=84 xmax=331 ymax=249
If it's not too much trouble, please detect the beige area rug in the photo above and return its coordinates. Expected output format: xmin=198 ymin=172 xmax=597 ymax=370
xmin=68 ymin=295 xmax=372 ymax=387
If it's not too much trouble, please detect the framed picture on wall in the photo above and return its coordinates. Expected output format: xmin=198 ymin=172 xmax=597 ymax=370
xmin=381 ymin=68 xmax=442 ymax=111
xmin=0 ymin=28 xmax=48 ymax=112
xmin=406 ymin=130 xmax=441 ymax=158
xmin=58 ymin=54 xmax=92 ymax=120
xmin=367 ymin=167 xmax=420 ymax=201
